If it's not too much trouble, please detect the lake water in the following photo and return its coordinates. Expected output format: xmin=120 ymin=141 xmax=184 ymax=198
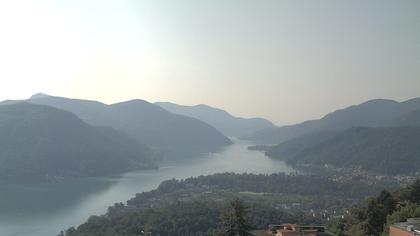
xmin=0 ymin=140 xmax=295 ymax=236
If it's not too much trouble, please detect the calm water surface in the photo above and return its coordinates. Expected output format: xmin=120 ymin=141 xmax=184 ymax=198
xmin=0 ymin=140 xmax=294 ymax=236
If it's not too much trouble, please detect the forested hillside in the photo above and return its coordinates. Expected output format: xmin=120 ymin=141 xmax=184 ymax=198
xmin=29 ymin=94 xmax=232 ymax=156
xmin=156 ymin=102 xmax=274 ymax=137
xmin=267 ymin=126 xmax=420 ymax=175
xmin=246 ymin=98 xmax=420 ymax=144
xmin=329 ymin=180 xmax=420 ymax=236
xmin=0 ymin=102 xmax=156 ymax=179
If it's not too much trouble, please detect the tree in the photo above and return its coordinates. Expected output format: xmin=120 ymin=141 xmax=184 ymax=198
xmin=377 ymin=190 xmax=396 ymax=216
xmin=405 ymin=180 xmax=420 ymax=204
xmin=220 ymin=197 xmax=253 ymax=236
xmin=327 ymin=218 xmax=346 ymax=236
xmin=382 ymin=203 xmax=420 ymax=236
xmin=365 ymin=198 xmax=384 ymax=236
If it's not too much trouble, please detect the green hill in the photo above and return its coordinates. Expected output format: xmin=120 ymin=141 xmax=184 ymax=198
xmin=62 ymin=173 xmax=387 ymax=236
xmin=267 ymin=126 xmax=420 ymax=175
xmin=0 ymin=102 xmax=156 ymax=179
xmin=266 ymin=130 xmax=338 ymax=162
xmin=245 ymin=97 xmax=420 ymax=144
xmin=392 ymin=109 xmax=420 ymax=127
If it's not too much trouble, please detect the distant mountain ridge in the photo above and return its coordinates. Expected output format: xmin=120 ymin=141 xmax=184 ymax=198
xmin=245 ymin=97 xmax=420 ymax=144
xmin=156 ymin=102 xmax=275 ymax=137
xmin=28 ymin=94 xmax=232 ymax=156
xmin=259 ymin=96 xmax=420 ymax=175
xmin=0 ymin=102 xmax=156 ymax=179
xmin=0 ymin=100 xmax=23 ymax=106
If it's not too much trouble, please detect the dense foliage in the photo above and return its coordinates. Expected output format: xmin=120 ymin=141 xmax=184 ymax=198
xmin=328 ymin=180 xmax=420 ymax=236
xmin=139 ymin=172 xmax=386 ymax=199
xmin=64 ymin=201 xmax=223 ymax=236
xmin=0 ymin=102 xmax=156 ymax=179
xmin=220 ymin=198 xmax=253 ymax=236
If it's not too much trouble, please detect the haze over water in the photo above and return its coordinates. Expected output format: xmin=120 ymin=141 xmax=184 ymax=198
xmin=0 ymin=140 xmax=295 ymax=236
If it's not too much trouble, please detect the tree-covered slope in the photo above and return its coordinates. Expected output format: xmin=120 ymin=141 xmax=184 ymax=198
xmin=392 ymin=109 xmax=420 ymax=127
xmin=328 ymin=180 xmax=420 ymax=236
xmin=245 ymin=97 xmax=420 ymax=144
xmin=268 ymin=126 xmax=420 ymax=175
xmin=62 ymin=172 xmax=388 ymax=236
xmin=265 ymin=130 xmax=338 ymax=162
xmin=0 ymin=102 xmax=156 ymax=179
xmin=110 ymin=100 xmax=232 ymax=151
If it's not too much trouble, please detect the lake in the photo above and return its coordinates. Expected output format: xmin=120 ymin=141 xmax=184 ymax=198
xmin=0 ymin=140 xmax=295 ymax=236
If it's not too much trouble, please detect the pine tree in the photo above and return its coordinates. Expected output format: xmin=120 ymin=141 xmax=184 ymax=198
xmin=220 ymin=197 xmax=253 ymax=236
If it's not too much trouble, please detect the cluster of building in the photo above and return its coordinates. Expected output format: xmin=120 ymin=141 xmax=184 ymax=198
xmin=251 ymin=217 xmax=420 ymax=236
xmin=252 ymin=224 xmax=335 ymax=236
xmin=390 ymin=218 xmax=420 ymax=236
xmin=330 ymin=166 xmax=417 ymax=186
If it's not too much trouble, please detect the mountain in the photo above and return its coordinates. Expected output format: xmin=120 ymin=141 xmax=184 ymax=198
xmin=265 ymin=130 xmax=338 ymax=162
xmin=267 ymin=126 xmax=420 ymax=175
xmin=0 ymin=100 xmax=23 ymax=106
xmin=28 ymin=94 xmax=232 ymax=155
xmin=0 ymin=102 xmax=156 ymax=179
xmin=391 ymin=109 xmax=420 ymax=127
xmin=155 ymin=102 xmax=275 ymax=137
xmin=245 ymin=97 xmax=420 ymax=144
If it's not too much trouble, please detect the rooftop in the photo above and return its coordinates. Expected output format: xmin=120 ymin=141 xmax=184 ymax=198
xmin=391 ymin=218 xmax=420 ymax=235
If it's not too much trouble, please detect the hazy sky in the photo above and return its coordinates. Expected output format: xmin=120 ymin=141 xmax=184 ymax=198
xmin=0 ymin=0 xmax=419 ymax=125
